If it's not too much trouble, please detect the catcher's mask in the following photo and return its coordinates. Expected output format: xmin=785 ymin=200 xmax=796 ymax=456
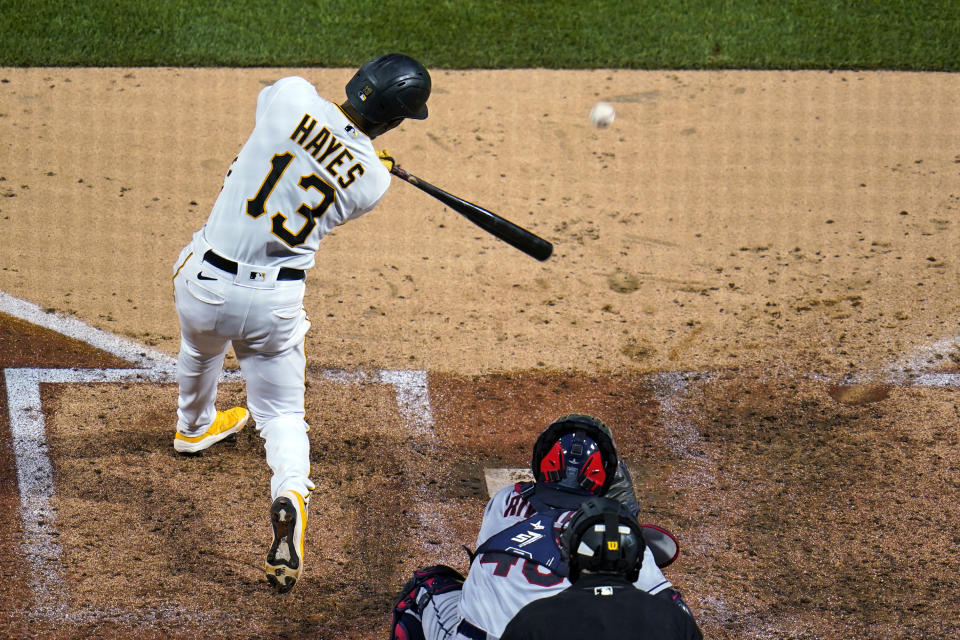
xmin=562 ymin=496 xmax=645 ymax=583
xmin=345 ymin=53 xmax=431 ymax=124
xmin=530 ymin=415 xmax=618 ymax=505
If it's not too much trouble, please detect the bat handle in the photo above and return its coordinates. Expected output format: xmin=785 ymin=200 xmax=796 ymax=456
xmin=390 ymin=165 xmax=415 ymax=183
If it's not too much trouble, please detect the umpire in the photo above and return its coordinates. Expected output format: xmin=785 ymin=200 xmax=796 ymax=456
xmin=500 ymin=497 xmax=703 ymax=640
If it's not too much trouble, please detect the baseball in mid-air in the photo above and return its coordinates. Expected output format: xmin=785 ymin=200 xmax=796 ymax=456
xmin=589 ymin=101 xmax=615 ymax=128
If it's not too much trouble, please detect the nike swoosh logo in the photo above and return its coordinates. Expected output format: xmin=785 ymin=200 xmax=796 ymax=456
xmin=197 ymin=272 xmax=217 ymax=281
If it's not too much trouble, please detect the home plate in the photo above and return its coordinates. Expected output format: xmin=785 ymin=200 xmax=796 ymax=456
xmin=484 ymin=468 xmax=534 ymax=497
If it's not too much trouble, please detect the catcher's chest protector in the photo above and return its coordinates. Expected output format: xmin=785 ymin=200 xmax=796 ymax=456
xmin=475 ymin=508 xmax=570 ymax=577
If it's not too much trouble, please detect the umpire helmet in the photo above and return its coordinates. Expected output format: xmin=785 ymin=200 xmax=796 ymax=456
xmin=345 ymin=53 xmax=431 ymax=124
xmin=530 ymin=415 xmax=619 ymax=501
xmin=562 ymin=496 xmax=645 ymax=583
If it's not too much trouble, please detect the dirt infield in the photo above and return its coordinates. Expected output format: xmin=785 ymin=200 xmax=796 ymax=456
xmin=1 ymin=68 xmax=959 ymax=638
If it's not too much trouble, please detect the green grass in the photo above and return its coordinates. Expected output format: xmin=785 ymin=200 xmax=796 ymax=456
xmin=1 ymin=0 xmax=957 ymax=70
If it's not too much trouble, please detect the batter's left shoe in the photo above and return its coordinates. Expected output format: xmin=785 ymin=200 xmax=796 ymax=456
xmin=265 ymin=490 xmax=308 ymax=593
xmin=174 ymin=407 xmax=249 ymax=454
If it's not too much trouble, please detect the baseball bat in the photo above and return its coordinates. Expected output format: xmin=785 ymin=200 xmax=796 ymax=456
xmin=390 ymin=165 xmax=553 ymax=262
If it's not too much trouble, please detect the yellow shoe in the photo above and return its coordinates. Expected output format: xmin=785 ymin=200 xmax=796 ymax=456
xmin=265 ymin=490 xmax=308 ymax=593
xmin=174 ymin=407 xmax=249 ymax=454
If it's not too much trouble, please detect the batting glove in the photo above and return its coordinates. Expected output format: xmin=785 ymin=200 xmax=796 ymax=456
xmin=377 ymin=149 xmax=395 ymax=172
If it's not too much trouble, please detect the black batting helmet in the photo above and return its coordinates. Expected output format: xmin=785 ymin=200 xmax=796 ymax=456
xmin=529 ymin=414 xmax=619 ymax=508
xmin=345 ymin=53 xmax=431 ymax=124
xmin=562 ymin=496 xmax=645 ymax=583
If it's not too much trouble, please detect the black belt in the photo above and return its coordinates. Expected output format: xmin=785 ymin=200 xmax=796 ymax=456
xmin=203 ymin=250 xmax=305 ymax=281
xmin=457 ymin=620 xmax=487 ymax=640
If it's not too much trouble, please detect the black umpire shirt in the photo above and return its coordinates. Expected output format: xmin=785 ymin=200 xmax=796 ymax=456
xmin=499 ymin=574 xmax=703 ymax=640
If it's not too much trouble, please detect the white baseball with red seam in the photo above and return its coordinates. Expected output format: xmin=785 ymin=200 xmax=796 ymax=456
xmin=589 ymin=101 xmax=615 ymax=128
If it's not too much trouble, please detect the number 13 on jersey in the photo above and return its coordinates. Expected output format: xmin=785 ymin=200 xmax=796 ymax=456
xmin=246 ymin=152 xmax=336 ymax=247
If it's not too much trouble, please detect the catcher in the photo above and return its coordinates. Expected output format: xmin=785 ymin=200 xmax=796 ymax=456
xmin=389 ymin=414 xmax=696 ymax=640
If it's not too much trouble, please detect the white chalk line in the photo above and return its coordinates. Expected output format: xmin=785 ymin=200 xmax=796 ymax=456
xmin=643 ymin=345 xmax=960 ymax=639
xmin=316 ymin=368 xmax=462 ymax=564
xmin=888 ymin=335 xmax=960 ymax=380
xmin=0 ymin=292 xmax=442 ymax=621
xmin=6 ymin=367 xmax=176 ymax=619
xmin=0 ymin=291 xmax=175 ymax=371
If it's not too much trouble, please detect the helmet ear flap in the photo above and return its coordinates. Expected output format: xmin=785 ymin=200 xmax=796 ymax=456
xmin=578 ymin=450 xmax=607 ymax=493
xmin=539 ymin=440 xmax=565 ymax=483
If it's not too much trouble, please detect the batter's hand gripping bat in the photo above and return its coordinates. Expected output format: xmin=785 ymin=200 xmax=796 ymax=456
xmin=389 ymin=165 xmax=553 ymax=262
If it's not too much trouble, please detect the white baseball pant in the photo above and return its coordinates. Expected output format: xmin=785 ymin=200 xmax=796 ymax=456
xmin=173 ymin=243 xmax=314 ymax=500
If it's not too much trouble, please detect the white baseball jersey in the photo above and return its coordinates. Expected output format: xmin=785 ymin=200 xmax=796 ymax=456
xmin=202 ymin=75 xmax=390 ymax=270
xmin=173 ymin=75 xmax=392 ymax=504
xmin=455 ymin=484 xmax=672 ymax=639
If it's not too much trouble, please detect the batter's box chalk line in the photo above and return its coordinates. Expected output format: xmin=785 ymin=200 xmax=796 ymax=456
xmin=0 ymin=292 xmax=443 ymax=620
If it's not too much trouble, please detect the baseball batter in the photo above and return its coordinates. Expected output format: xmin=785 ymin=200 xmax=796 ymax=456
xmin=391 ymin=415 xmax=694 ymax=640
xmin=171 ymin=53 xmax=431 ymax=593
